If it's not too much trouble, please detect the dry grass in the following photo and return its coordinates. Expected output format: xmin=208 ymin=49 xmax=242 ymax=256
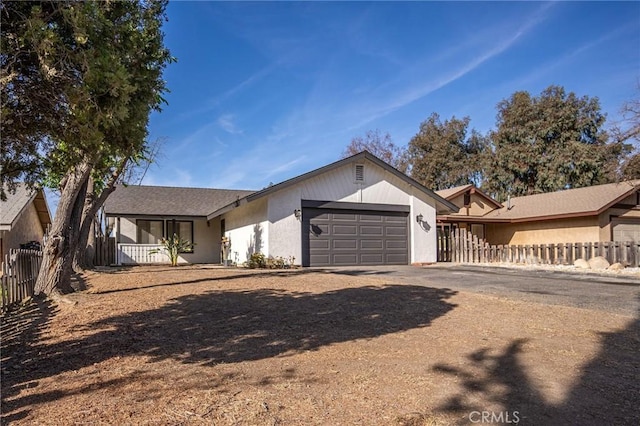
xmin=1 ymin=266 xmax=638 ymax=425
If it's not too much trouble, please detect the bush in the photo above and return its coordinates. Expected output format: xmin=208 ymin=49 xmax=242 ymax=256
xmin=149 ymin=234 xmax=194 ymax=266
xmin=247 ymin=252 xmax=266 ymax=269
xmin=266 ymin=256 xmax=286 ymax=269
xmin=245 ymin=253 xmax=296 ymax=269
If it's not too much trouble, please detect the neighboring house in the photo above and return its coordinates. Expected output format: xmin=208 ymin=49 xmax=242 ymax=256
xmin=435 ymin=184 xmax=502 ymax=240
xmin=436 ymin=180 xmax=640 ymax=245
xmin=0 ymin=184 xmax=52 ymax=260
xmin=105 ymin=152 xmax=458 ymax=266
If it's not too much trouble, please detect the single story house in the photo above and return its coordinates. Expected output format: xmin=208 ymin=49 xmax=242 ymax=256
xmin=103 ymin=186 xmax=254 ymax=265
xmin=436 ymin=180 xmax=640 ymax=245
xmin=1 ymin=184 xmax=52 ymax=259
xmin=104 ymin=151 xmax=458 ymax=266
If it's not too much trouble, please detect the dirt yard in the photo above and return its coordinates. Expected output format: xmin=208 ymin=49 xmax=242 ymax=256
xmin=1 ymin=266 xmax=638 ymax=425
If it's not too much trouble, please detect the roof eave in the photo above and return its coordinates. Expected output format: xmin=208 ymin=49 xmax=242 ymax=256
xmin=207 ymin=198 xmax=249 ymax=220
xmin=206 ymin=151 xmax=459 ymax=218
xmin=437 ymin=215 xmax=510 ymax=223
xmin=469 ymin=187 xmax=503 ymax=209
xmin=437 ymin=185 xmax=473 ymax=201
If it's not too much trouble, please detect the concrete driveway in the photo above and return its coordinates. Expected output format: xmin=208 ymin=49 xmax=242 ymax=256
xmin=321 ymin=264 xmax=640 ymax=316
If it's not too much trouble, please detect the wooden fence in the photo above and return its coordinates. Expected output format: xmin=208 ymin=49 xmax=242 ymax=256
xmin=451 ymin=228 xmax=640 ymax=267
xmin=1 ymin=249 xmax=43 ymax=312
xmin=94 ymin=236 xmax=116 ymax=266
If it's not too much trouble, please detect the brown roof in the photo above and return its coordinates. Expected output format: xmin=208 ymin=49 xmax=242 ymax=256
xmin=104 ymin=185 xmax=256 ymax=217
xmin=0 ymin=184 xmax=51 ymax=230
xmin=481 ymin=180 xmax=640 ymax=222
xmin=435 ymin=184 xmax=502 ymax=210
xmin=435 ymin=184 xmax=474 ymax=200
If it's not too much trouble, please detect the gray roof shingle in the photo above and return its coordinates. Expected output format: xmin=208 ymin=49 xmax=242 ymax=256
xmin=104 ymin=185 xmax=256 ymax=217
xmin=1 ymin=184 xmax=35 ymax=227
xmin=0 ymin=183 xmax=51 ymax=230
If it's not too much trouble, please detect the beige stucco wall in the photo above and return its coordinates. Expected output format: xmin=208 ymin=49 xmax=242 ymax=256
xmin=449 ymin=192 xmax=497 ymax=216
xmin=1 ymin=202 xmax=45 ymax=258
xmin=117 ymin=216 xmax=219 ymax=263
xmin=485 ymin=217 xmax=601 ymax=245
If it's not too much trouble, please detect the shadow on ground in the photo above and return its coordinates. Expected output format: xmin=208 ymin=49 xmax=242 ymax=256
xmin=433 ymin=296 xmax=640 ymax=425
xmin=1 ymin=298 xmax=58 ymax=423
xmin=1 ymin=284 xmax=457 ymax=421
xmin=91 ymin=268 xmax=319 ymax=294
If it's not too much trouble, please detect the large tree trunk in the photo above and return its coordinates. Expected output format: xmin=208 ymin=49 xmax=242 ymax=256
xmin=34 ymin=160 xmax=92 ymax=296
xmin=73 ymin=176 xmax=96 ymax=272
xmin=85 ymin=218 xmax=97 ymax=268
xmin=72 ymin=158 xmax=128 ymax=272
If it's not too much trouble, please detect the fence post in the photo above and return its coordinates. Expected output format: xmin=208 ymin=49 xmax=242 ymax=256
xmin=1 ymin=255 xmax=8 ymax=310
xmin=556 ymin=243 xmax=564 ymax=265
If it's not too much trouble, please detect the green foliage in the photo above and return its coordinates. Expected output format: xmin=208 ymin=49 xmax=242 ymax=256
xmin=407 ymin=113 xmax=487 ymax=190
xmin=245 ymin=253 xmax=296 ymax=269
xmin=622 ymin=152 xmax=640 ymax=180
xmin=246 ymin=252 xmax=266 ymax=269
xmin=1 ymin=0 xmax=173 ymax=198
xmin=150 ymin=234 xmax=194 ymax=267
xmin=483 ymin=85 xmax=625 ymax=200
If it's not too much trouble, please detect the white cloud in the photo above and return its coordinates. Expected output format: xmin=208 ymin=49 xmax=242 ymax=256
xmin=217 ymin=114 xmax=243 ymax=134
xmin=143 ymin=167 xmax=194 ymax=188
xmin=264 ymin=156 xmax=308 ymax=178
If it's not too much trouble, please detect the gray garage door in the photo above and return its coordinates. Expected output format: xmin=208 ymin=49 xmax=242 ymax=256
xmin=612 ymin=220 xmax=640 ymax=243
xmin=302 ymin=208 xmax=409 ymax=266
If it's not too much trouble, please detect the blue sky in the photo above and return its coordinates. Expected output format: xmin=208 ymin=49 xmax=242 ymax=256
xmin=141 ymin=1 xmax=639 ymax=191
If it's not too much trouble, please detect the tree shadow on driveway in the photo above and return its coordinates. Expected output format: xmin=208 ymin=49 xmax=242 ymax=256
xmin=2 ymin=284 xmax=457 ymax=420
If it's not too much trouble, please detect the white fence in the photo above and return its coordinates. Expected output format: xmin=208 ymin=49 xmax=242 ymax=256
xmin=117 ymin=244 xmax=167 ymax=265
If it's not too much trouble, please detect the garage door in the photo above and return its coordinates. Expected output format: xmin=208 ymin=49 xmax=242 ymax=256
xmin=612 ymin=220 xmax=640 ymax=243
xmin=302 ymin=208 xmax=409 ymax=266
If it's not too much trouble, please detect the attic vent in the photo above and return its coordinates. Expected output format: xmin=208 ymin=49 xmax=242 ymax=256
xmin=463 ymin=192 xmax=471 ymax=207
xmin=355 ymin=164 xmax=365 ymax=182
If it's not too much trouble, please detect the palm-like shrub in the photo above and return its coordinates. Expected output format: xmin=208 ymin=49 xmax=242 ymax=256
xmin=150 ymin=234 xmax=194 ymax=266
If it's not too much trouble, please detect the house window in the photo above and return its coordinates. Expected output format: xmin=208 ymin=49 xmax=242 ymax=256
xmin=167 ymin=219 xmax=194 ymax=252
xmin=355 ymin=164 xmax=365 ymax=182
xmin=470 ymin=223 xmax=485 ymax=240
xmin=137 ymin=220 xmax=164 ymax=244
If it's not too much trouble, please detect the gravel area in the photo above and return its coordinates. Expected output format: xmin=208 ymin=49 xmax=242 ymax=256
xmin=2 ymin=266 xmax=638 ymax=425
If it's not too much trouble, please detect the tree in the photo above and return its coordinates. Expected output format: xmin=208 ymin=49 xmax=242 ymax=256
xmin=406 ymin=113 xmax=486 ymax=190
xmin=612 ymin=85 xmax=640 ymax=181
xmin=621 ymin=153 xmax=640 ymax=180
xmin=484 ymin=85 xmax=623 ymax=200
xmin=1 ymin=1 xmax=79 ymax=199
xmin=613 ymin=84 xmax=640 ymax=146
xmin=342 ymin=129 xmax=408 ymax=172
xmin=2 ymin=1 xmax=172 ymax=296
xmin=73 ymin=141 xmax=162 ymax=272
